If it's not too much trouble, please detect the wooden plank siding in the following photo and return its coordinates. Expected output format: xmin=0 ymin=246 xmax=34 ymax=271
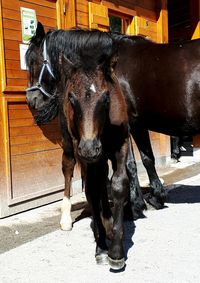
xmin=0 ymin=0 xmax=67 ymax=217
xmin=0 ymin=0 xmax=170 ymax=217
xmin=1 ymin=0 xmax=57 ymax=91
xmin=75 ymin=0 xmax=89 ymax=28
xmin=7 ymin=101 xmax=63 ymax=204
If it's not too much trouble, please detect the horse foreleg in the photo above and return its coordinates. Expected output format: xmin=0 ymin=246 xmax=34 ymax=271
xmin=108 ymin=141 xmax=129 ymax=270
xmin=60 ymin=152 xmax=75 ymax=231
xmin=85 ymin=161 xmax=109 ymax=265
xmin=100 ymin=162 xmax=113 ymax=240
xmin=131 ymin=127 xmax=167 ymax=209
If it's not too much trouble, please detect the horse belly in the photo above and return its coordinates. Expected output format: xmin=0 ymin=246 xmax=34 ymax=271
xmin=145 ymin=111 xmax=200 ymax=136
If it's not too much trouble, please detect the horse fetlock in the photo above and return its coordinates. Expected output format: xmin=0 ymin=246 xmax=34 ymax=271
xmin=60 ymin=213 xmax=72 ymax=231
xmin=60 ymin=196 xmax=72 ymax=230
xmin=108 ymin=235 xmax=124 ymax=268
xmin=134 ymin=197 xmax=147 ymax=212
xmin=95 ymin=243 xmax=109 ymax=265
xmin=108 ymin=236 xmax=124 ymax=269
xmin=108 ymin=257 xmax=125 ymax=271
xmin=145 ymin=192 xmax=165 ymax=209
xmin=95 ymin=251 xmax=109 ymax=265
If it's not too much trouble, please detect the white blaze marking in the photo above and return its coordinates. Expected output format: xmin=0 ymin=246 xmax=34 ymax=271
xmin=90 ymin=83 xmax=96 ymax=93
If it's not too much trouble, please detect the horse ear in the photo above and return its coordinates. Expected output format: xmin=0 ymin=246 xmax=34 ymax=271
xmin=31 ymin=22 xmax=45 ymax=45
xmin=36 ymin=22 xmax=45 ymax=39
xmin=108 ymin=74 xmax=128 ymax=125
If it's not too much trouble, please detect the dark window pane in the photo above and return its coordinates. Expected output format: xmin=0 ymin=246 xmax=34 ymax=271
xmin=109 ymin=15 xmax=122 ymax=32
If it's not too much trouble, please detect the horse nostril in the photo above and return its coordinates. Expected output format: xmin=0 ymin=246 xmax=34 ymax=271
xmin=96 ymin=145 xmax=101 ymax=155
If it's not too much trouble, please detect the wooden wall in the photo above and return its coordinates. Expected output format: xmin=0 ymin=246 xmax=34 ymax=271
xmin=0 ymin=0 xmax=71 ymax=217
xmin=0 ymin=0 xmax=170 ymax=217
xmin=75 ymin=0 xmax=168 ymax=42
xmin=1 ymin=0 xmax=58 ymax=92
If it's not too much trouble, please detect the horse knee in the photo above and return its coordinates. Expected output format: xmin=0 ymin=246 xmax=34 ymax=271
xmin=111 ymin=175 xmax=129 ymax=200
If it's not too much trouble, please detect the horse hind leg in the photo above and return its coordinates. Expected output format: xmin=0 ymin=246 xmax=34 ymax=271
xmin=131 ymin=128 xmax=167 ymax=209
xmin=126 ymin=138 xmax=146 ymax=220
xmin=60 ymin=152 xmax=75 ymax=231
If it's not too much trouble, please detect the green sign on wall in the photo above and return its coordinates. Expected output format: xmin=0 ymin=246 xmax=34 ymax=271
xmin=21 ymin=7 xmax=37 ymax=43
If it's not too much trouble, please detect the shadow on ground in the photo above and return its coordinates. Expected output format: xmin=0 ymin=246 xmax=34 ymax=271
xmin=0 ymin=202 xmax=88 ymax=254
xmin=1 ymin=161 xmax=200 ymax=255
xmin=166 ymin=184 xmax=200 ymax=204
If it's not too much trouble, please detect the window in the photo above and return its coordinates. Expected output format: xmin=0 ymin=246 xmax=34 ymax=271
xmin=109 ymin=13 xmax=133 ymax=34
xmin=109 ymin=15 xmax=122 ymax=32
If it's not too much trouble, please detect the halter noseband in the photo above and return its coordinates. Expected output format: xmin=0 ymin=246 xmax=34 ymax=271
xmin=26 ymin=40 xmax=55 ymax=98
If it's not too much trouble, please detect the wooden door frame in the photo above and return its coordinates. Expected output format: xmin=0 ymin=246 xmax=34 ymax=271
xmin=57 ymin=0 xmax=76 ymax=29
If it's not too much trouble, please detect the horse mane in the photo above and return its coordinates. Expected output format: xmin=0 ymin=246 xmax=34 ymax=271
xmin=110 ymin=32 xmax=149 ymax=44
xmin=27 ymin=25 xmax=149 ymax=124
xmin=34 ymin=96 xmax=59 ymax=125
xmin=26 ymin=25 xmax=148 ymax=83
xmin=45 ymin=28 xmax=116 ymax=73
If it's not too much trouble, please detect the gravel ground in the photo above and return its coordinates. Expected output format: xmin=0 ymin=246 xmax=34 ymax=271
xmin=1 ymin=155 xmax=200 ymax=283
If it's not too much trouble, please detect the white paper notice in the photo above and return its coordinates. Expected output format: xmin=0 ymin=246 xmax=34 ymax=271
xmin=19 ymin=44 xmax=29 ymax=70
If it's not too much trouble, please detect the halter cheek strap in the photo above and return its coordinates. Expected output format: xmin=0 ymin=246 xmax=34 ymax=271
xmin=26 ymin=40 xmax=55 ymax=98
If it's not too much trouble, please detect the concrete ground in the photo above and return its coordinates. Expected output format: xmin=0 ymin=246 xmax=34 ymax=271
xmin=1 ymin=152 xmax=200 ymax=283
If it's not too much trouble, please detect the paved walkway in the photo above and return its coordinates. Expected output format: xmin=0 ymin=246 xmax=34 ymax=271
xmin=1 ymin=153 xmax=200 ymax=283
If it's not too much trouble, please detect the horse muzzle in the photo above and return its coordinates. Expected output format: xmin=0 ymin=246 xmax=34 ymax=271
xmin=78 ymin=138 xmax=102 ymax=163
xmin=26 ymin=90 xmax=45 ymax=110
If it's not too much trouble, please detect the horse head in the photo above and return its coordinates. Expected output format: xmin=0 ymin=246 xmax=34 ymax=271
xmin=25 ymin=22 xmax=56 ymax=110
xmin=62 ymin=53 xmax=128 ymax=163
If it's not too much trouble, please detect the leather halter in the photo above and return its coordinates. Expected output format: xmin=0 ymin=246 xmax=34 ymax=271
xmin=26 ymin=40 xmax=55 ymax=98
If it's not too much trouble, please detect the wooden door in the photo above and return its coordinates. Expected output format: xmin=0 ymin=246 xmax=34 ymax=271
xmin=0 ymin=0 xmax=77 ymax=217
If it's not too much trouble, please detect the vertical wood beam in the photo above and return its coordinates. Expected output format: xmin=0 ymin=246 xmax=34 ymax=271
xmin=65 ymin=0 xmax=76 ymax=29
xmin=56 ymin=0 xmax=75 ymax=29
xmin=157 ymin=0 xmax=168 ymax=43
xmin=0 ymin=0 xmax=6 ymax=92
xmin=192 ymin=0 xmax=200 ymax=39
xmin=0 ymin=97 xmax=11 ymax=216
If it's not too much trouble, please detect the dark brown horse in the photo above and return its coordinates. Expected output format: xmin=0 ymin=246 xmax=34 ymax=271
xmin=46 ymin=47 xmax=136 ymax=269
xmin=26 ymin=23 xmax=146 ymax=232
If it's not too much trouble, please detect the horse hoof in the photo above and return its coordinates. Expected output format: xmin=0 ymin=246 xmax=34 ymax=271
xmin=145 ymin=194 xmax=164 ymax=210
xmin=96 ymin=253 xmax=109 ymax=265
xmin=60 ymin=222 xmax=72 ymax=231
xmin=108 ymin=257 xmax=125 ymax=270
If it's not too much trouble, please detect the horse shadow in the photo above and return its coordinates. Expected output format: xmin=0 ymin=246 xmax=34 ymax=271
xmin=166 ymin=184 xmax=200 ymax=204
xmin=30 ymin=108 xmax=62 ymax=145
xmin=123 ymin=220 xmax=135 ymax=258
